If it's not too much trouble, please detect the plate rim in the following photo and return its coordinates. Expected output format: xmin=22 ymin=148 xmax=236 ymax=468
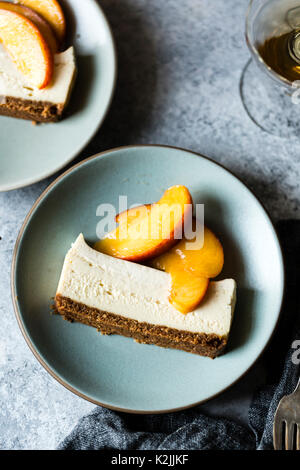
xmin=0 ymin=0 xmax=117 ymax=192
xmin=11 ymin=144 xmax=286 ymax=414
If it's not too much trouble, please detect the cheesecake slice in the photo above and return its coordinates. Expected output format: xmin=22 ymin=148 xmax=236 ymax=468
xmin=55 ymin=234 xmax=237 ymax=358
xmin=0 ymin=45 xmax=76 ymax=122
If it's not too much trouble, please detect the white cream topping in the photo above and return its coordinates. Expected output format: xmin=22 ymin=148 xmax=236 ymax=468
xmin=56 ymin=234 xmax=237 ymax=336
xmin=0 ymin=45 xmax=76 ymax=104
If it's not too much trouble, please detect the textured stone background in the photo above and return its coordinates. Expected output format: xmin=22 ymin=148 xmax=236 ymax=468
xmin=0 ymin=0 xmax=299 ymax=449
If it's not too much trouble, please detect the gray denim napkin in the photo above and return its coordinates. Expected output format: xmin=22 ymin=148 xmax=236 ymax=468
xmin=58 ymin=220 xmax=300 ymax=450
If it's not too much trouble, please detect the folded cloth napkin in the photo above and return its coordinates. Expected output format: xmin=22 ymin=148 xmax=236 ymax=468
xmin=58 ymin=220 xmax=300 ymax=450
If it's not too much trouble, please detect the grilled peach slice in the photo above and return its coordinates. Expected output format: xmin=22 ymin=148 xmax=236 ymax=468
xmin=115 ymin=204 xmax=151 ymax=225
xmin=106 ymin=201 xmax=224 ymax=313
xmin=16 ymin=0 xmax=66 ymax=43
xmin=151 ymin=223 xmax=224 ymax=313
xmin=94 ymin=185 xmax=193 ymax=262
xmin=169 ymin=270 xmax=209 ymax=314
xmin=0 ymin=8 xmax=53 ymax=88
xmin=152 ymin=225 xmax=224 ymax=278
xmin=0 ymin=1 xmax=58 ymax=52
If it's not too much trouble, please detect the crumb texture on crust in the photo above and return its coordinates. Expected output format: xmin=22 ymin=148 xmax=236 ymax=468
xmin=0 ymin=95 xmax=63 ymax=121
xmin=55 ymin=294 xmax=228 ymax=358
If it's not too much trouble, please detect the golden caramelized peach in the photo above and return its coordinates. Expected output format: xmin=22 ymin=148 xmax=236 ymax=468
xmin=115 ymin=204 xmax=151 ymax=225
xmin=0 ymin=2 xmax=58 ymax=52
xmin=16 ymin=0 xmax=66 ymax=44
xmin=151 ymin=223 xmax=224 ymax=312
xmin=98 ymin=189 xmax=224 ymax=313
xmin=152 ymin=225 xmax=224 ymax=279
xmin=94 ymin=185 xmax=193 ymax=262
xmin=168 ymin=270 xmax=209 ymax=314
xmin=0 ymin=8 xmax=53 ymax=88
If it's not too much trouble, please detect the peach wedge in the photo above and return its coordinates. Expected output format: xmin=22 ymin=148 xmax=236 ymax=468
xmin=151 ymin=222 xmax=224 ymax=312
xmin=94 ymin=185 xmax=193 ymax=262
xmin=152 ymin=225 xmax=224 ymax=279
xmin=169 ymin=270 xmax=209 ymax=314
xmin=0 ymin=2 xmax=58 ymax=52
xmin=115 ymin=204 xmax=151 ymax=225
xmin=0 ymin=8 xmax=53 ymax=88
xmin=16 ymin=0 xmax=66 ymax=44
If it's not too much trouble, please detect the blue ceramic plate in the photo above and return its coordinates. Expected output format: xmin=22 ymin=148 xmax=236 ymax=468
xmin=0 ymin=0 xmax=116 ymax=191
xmin=11 ymin=146 xmax=284 ymax=413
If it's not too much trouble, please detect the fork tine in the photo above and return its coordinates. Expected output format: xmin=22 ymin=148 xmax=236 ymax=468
xmin=273 ymin=414 xmax=283 ymax=450
xmin=285 ymin=422 xmax=295 ymax=450
xmin=297 ymin=424 xmax=300 ymax=451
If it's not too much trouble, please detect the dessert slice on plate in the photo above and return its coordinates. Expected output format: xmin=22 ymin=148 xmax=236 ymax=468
xmin=55 ymin=234 xmax=236 ymax=358
xmin=0 ymin=0 xmax=76 ymax=122
xmin=0 ymin=44 xmax=76 ymax=121
xmin=55 ymin=186 xmax=237 ymax=358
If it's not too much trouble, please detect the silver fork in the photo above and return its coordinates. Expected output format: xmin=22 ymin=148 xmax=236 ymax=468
xmin=273 ymin=378 xmax=300 ymax=450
